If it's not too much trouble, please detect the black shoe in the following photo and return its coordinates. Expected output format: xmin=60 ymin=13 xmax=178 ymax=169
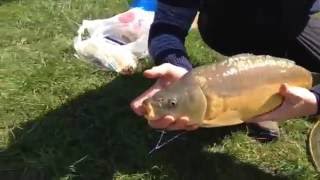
xmin=246 ymin=122 xmax=280 ymax=143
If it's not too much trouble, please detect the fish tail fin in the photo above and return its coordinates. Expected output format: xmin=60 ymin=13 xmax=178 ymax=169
xmin=312 ymin=72 xmax=320 ymax=86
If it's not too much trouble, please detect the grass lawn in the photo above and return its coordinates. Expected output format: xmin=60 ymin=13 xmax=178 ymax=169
xmin=0 ymin=0 xmax=319 ymax=179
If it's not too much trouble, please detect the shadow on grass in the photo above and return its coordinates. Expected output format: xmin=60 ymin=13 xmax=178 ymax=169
xmin=0 ymin=74 xmax=290 ymax=180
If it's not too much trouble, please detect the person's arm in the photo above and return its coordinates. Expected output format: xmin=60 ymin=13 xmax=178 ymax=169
xmin=130 ymin=1 xmax=200 ymax=131
xmin=248 ymin=84 xmax=318 ymax=123
xmin=148 ymin=0 xmax=199 ymax=71
xmin=310 ymin=85 xmax=320 ymax=114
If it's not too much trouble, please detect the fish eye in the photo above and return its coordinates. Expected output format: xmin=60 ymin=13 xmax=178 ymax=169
xmin=168 ymin=98 xmax=177 ymax=107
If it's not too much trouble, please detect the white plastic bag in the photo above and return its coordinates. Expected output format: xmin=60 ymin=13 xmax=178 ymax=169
xmin=74 ymin=8 xmax=155 ymax=75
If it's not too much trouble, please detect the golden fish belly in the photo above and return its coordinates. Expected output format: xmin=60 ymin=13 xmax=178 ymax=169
xmin=222 ymin=85 xmax=284 ymax=120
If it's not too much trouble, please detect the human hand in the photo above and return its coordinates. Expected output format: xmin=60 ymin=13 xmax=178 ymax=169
xmin=130 ymin=63 xmax=199 ymax=131
xmin=248 ymin=84 xmax=318 ymax=123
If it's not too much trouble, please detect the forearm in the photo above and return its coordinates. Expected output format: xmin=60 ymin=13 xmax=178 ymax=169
xmin=148 ymin=0 xmax=199 ymax=71
xmin=311 ymin=85 xmax=320 ymax=114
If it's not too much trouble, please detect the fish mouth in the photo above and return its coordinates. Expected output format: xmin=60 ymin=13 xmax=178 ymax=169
xmin=142 ymin=99 xmax=156 ymax=121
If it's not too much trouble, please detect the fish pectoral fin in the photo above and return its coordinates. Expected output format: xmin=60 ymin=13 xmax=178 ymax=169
xmin=201 ymin=110 xmax=244 ymax=128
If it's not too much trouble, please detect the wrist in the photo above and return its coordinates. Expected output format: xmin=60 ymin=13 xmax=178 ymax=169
xmin=309 ymin=90 xmax=320 ymax=115
xmin=165 ymin=54 xmax=192 ymax=71
xmin=154 ymin=50 xmax=193 ymax=71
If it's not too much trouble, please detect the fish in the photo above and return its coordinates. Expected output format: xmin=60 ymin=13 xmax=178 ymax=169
xmin=142 ymin=54 xmax=313 ymax=127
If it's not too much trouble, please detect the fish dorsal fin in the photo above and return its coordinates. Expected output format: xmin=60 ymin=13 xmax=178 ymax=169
xmin=312 ymin=72 xmax=320 ymax=86
xmin=230 ymin=53 xmax=254 ymax=58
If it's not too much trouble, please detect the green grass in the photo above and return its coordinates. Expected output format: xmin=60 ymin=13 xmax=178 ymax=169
xmin=0 ymin=0 xmax=319 ymax=179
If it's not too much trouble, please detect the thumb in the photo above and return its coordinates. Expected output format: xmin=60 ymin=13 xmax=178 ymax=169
xmin=143 ymin=64 xmax=170 ymax=79
xmin=279 ymin=83 xmax=290 ymax=97
xmin=279 ymin=83 xmax=303 ymax=105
